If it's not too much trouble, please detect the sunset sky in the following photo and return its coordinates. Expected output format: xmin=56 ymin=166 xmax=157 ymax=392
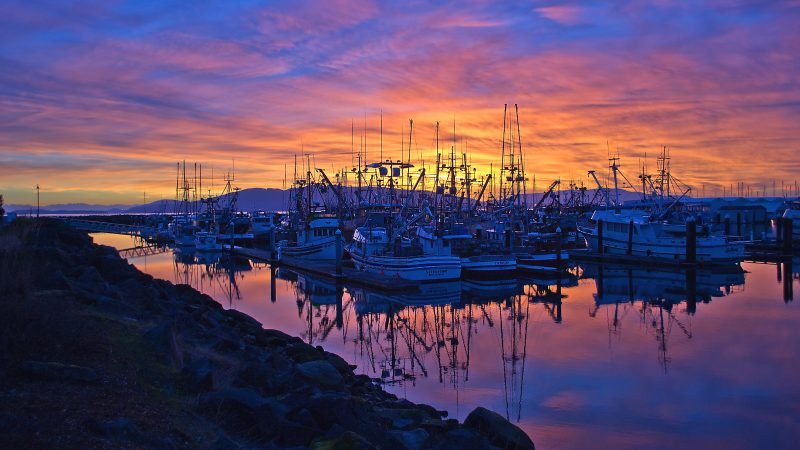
xmin=2 ymin=0 xmax=799 ymax=205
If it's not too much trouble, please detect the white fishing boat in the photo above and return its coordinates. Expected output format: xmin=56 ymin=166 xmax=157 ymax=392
xmin=348 ymin=227 xmax=461 ymax=282
xmin=194 ymin=231 xmax=222 ymax=252
xmin=418 ymin=226 xmax=515 ymax=278
xmin=250 ymin=210 xmax=279 ymax=238
xmin=278 ymin=217 xmax=340 ymax=261
xmin=578 ymin=209 xmax=745 ymax=263
xmin=170 ymin=216 xmax=198 ymax=247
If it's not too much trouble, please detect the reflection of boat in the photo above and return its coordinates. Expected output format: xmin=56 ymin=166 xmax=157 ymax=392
xmin=461 ymin=279 xmax=520 ymax=303
xmin=296 ymin=272 xmax=338 ymax=305
xmin=389 ymin=281 xmax=462 ymax=307
xmin=583 ymin=263 xmax=745 ymax=305
xmin=351 ymin=288 xmax=403 ymax=316
xmin=518 ymin=272 xmax=579 ymax=289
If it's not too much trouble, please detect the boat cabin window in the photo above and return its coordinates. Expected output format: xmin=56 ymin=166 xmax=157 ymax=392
xmin=314 ymin=228 xmax=336 ymax=237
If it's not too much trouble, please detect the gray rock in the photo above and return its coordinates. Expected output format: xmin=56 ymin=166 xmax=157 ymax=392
xmin=286 ymin=342 xmax=324 ymax=363
xmin=225 ymin=309 xmax=263 ymax=332
xmin=324 ymin=352 xmax=352 ymax=375
xmin=143 ymin=320 xmax=183 ymax=368
xmin=389 ymin=428 xmax=429 ymax=450
xmin=198 ymin=388 xmax=287 ymax=440
xmin=20 ymin=361 xmax=98 ymax=383
xmin=374 ymin=407 xmax=431 ymax=430
xmin=75 ymin=266 xmax=110 ymax=295
xmin=464 ymin=407 xmax=535 ymax=450
xmin=297 ymin=360 xmax=343 ymax=388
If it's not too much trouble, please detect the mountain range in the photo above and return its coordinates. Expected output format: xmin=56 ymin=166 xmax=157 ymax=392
xmin=6 ymin=187 xmax=640 ymax=214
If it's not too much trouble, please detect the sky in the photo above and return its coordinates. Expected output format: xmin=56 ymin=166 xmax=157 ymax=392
xmin=1 ymin=0 xmax=799 ymax=205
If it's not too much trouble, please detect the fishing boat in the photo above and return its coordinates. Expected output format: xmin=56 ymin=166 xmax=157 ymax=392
xmin=250 ymin=210 xmax=279 ymax=238
xmin=170 ymin=215 xmax=198 ymax=247
xmin=194 ymin=231 xmax=222 ymax=252
xmin=278 ymin=217 xmax=341 ymax=261
xmin=348 ymin=227 xmax=462 ymax=282
xmin=417 ymin=226 xmax=516 ymax=278
xmin=578 ymin=209 xmax=745 ymax=263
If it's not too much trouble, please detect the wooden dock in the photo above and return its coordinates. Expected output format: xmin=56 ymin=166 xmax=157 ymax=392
xmin=58 ymin=217 xmax=160 ymax=239
xmin=231 ymin=247 xmax=418 ymax=291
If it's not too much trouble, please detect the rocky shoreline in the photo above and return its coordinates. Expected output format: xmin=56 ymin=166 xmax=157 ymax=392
xmin=0 ymin=219 xmax=534 ymax=449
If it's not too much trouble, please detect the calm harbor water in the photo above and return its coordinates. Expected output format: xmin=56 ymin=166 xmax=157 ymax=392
xmin=94 ymin=233 xmax=800 ymax=449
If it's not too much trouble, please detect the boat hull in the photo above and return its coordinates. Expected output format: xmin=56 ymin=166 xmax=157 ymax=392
xmin=579 ymin=227 xmax=745 ymax=263
xmin=278 ymin=238 xmax=338 ymax=261
xmin=349 ymin=251 xmax=461 ymax=282
xmin=516 ymin=251 xmax=569 ymax=273
xmin=460 ymin=255 xmax=517 ymax=279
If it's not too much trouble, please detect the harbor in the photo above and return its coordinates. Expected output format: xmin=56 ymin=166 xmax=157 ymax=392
xmin=41 ymin=120 xmax=798 ymax=286
xmin=3 ymin=1 xmax=800 ymax=447
xmin=86 ymin=229 xmax=799 ymax=449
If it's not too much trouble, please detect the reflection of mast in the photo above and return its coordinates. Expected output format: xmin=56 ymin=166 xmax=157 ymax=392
xmin=499 ymin=292 xmax=531 ymax=421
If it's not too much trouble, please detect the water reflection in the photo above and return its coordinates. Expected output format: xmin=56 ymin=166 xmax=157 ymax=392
xmin=91 ymin=233 xmax=800 ymax=450
xmin=583 ymin=264 xmax=746 ymax=372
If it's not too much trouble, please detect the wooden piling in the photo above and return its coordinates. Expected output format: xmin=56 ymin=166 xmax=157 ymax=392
xmin=626 ymin=220 xmax=633 ymax=255
xmin=686 ymin=219 xmax=697 ymax=264
xmin=556 ymin=227 xmax=562 ymax=262
xmin=335 ymin=284 xmax=344 ymax=329
xmin=270 ymin=266 xmax=276 ymax=303
xmin=335 ymin=229 xmax=343 ymax=275
xmin=783 ymin=218 xmax=793 ymax=256
xmin=598 ymin=219 xmax=604 ymax=256
xmin=783 ymin=259 xmax=793 ymax=302
xmin=736 ymin=212 xmax=742 ymax=236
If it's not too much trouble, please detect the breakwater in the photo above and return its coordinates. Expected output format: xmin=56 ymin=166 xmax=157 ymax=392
xmin=0 ymin=219 xmax=534 ymax=449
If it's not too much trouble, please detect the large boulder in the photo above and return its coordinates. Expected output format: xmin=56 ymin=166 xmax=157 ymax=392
xmin=464 ymin=407 xmax=535 ymax=450
xmin=197 ymin=388 xmax=287 ymax=442
xmin=143 ymin=320 xmax=183 ymax=368
xmin=296 ymin=360 xmax=343 ymax=388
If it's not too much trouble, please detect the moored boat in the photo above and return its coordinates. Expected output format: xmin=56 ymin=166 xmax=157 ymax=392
xmin=348 ymin=227 xmax=461 ymax=282
xmin=278 ymin=217 xmax=341 ymax=261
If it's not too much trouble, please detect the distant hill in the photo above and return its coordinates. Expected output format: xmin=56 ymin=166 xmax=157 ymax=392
xmin=7 ymin=187 xmax=641 ymax=214
xmin=7 ymin=188 xmax=290 ymax=215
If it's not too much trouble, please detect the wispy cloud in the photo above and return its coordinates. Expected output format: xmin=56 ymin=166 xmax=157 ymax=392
xmin=0 ymin=0 xmax=798 ymax=204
